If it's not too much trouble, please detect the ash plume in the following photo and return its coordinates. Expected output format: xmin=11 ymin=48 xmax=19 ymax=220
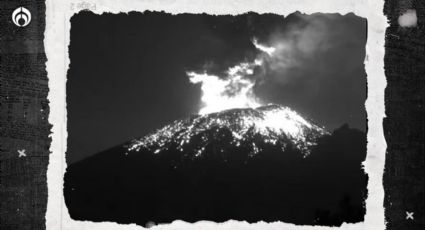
xmin=187 ymin=13 xmax=343 ymax=115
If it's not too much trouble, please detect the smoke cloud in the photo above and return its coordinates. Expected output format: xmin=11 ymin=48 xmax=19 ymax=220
xmin=187 ymin=13 xmax=346 ymax=115
xmin=254 ymin=14 xmax=345 ymax=86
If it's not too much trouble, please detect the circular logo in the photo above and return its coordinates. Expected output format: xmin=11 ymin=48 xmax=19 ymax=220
xmin=12 ymin=7 xmax=31 ymax=27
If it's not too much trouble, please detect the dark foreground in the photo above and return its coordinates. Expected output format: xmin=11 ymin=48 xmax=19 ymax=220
xmin=64 ymin=124 xmax=367 ymax=226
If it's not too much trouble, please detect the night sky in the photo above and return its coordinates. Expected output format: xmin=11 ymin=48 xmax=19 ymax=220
xmin=67 ymin=11 xmax=367 ymax=163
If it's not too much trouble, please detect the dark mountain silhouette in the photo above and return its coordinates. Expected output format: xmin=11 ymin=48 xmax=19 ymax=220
xmin=64 ymin=105 xmax=368 ymax=227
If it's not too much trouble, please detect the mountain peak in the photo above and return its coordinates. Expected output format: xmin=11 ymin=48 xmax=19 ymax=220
xmin=127 ymin=104 xmax=328 ymax=158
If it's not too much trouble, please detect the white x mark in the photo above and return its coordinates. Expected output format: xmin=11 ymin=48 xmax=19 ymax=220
xmin=406 ymin=211 xmax=414 ymax=220
xmin=18 ymin=149 xmax=26 ymax=158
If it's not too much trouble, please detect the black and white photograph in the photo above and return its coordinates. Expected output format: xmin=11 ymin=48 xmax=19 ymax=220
xmin=1 ymin=0 xmax=424 ymax=230
xmin=64 ymin=11 xmax=368 ymax=227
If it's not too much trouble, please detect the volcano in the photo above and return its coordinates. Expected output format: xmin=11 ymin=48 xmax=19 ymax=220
xmin=65 ymin=104 xmax=367 ymax=226
xmin=127 ymin=104 xmax=327 ymax=159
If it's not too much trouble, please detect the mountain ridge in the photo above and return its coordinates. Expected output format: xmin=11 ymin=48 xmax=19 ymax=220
xmin=126 ymin=104 xmax=328 ymax=158
xmin=65 ymin=123 xmax=367 ymax=226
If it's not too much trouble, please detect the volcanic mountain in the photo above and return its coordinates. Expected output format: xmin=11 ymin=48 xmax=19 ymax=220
xmin=127 ymin=104 xmax=327 ymax=159
xmin=65 ymin=104 xmax=367 ymax=226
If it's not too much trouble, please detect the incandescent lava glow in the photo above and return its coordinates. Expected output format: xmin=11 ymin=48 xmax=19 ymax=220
xmin=127 ymin=104 xmax=328 ymax=158
xmin=187 ymin=38 xmax=276 ymax=115
xmin=187 ymin=67 xmax=261 ymax=115
xmin=127 ymin=40 xmax=330 ymax=158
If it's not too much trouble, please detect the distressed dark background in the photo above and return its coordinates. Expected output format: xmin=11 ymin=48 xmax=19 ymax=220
xmin=383 ymin=0 xmax=425 ymax=229
xmin=0 ymin=1 xmax=50 ymax=230
xmin=0 ymin=0 xmax=423 ymax=230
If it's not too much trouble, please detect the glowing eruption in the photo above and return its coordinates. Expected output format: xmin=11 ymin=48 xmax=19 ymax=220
xmin=137 ymin=38 xmax=328 ymax=159
xmin=187 ymin=38 xmax=276 ymax=115
xmin=187 ymin=65 xmax=261 ymax=115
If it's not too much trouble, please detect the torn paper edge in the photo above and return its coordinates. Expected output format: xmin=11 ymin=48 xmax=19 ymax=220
xmin=45 ymin=0 xmax=387 ymax=229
